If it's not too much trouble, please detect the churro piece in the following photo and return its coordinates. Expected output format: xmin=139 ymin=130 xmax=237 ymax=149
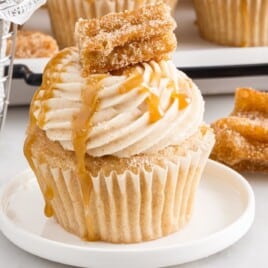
xmin=211 ymin=88 xmax=268 ymax=173
xmin=7 ymin=30 xmax=59 ymax=58
xmin=75 ymin=2 xmax=177 ymax=74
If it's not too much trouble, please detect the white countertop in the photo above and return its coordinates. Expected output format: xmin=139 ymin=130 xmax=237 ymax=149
xmin=0 ymin=94 xmax=267 ymax=268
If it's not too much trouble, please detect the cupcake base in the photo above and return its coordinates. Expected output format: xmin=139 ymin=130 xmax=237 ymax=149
xmin=25 ymin=125 xmax=214 ymax=243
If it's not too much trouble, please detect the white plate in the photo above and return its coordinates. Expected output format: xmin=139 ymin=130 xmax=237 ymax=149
xmin=0 ymin=160 xmax=254 ymax=268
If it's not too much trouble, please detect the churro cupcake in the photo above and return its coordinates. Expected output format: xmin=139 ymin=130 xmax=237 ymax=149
xmin=24 ymin=4 xmax=214 ymax=243
xmin=193 ymin=0 xmax=268 ymax=47
xmin=47 ymin=0 xmax=178 ymax=48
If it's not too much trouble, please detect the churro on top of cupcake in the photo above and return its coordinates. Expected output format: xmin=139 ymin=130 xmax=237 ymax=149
xmin=75 ymin=3 xmax=177 ymax=74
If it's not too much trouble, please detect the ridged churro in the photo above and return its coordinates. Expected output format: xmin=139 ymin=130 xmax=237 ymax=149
xmin=211 ymin=88 xmax=268 ymax=173
xmin=75 ymin=2 xmax=177 ymax=74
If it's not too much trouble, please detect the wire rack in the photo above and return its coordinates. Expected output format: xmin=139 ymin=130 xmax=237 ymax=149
xmin=0 ymin=20 xmax=17 ymax=132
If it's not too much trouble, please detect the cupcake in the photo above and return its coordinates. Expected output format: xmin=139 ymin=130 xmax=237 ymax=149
xmin=193 ymin=0 xmax=268 ymax=47
xmin=47 ymin=0 xmax=178 ymax=48
xmin=24 ymin=4 xmax=214 ymax=243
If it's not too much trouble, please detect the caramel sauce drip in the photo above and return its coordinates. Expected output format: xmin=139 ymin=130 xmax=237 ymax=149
xmin=146 ymin=93 xmax=164 ymax=123
xmin=24 ymin=49 xmax=74 ymax=219
xmin=45 ymin=186 xmax=54 ymax=200
xmin=25 ymin=48 xmax=107 ymax=239
xmin=44 ymin=185 xmax=54 ymax=218
xmin=118 ymin=73 xmax=143 ymax=94
xmin=36 ymin=50 xmax=71 ymax=127
xmin=171 ymin=92 xmax=191 ymax=110
xmin=118 ymin=67 xmax=191 ymax=123
xmin=150 ymin=70 xmax=161 ymax=86
xmin=139 ymin=86 xmax=164 ymax=123
xmin=118 ymin=71 xmax=164 ymax=123
xmin=72 ymin=74 xmax=107 ymax=241
xmin=44 ymin=203 xmax=54 ymax=218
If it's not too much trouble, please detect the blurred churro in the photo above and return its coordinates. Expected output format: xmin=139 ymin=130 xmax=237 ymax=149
xmin=211 ymin=88 xmax=268 ymax=173
xmin=7 ymin=30 xmax=58 ymax=58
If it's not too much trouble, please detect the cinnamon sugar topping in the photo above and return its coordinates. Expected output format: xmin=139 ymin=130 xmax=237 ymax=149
xmin=75 ymin=3 xmax=177 ymax=74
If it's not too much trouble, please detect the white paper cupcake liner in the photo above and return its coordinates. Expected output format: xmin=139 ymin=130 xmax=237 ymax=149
xmin=47 ymin=0 xmax=177 ymax=48
xmin=30 ymin=130 xmax=213 ymax=243
xmin=193 ymin=0 xmax=268 ymax=46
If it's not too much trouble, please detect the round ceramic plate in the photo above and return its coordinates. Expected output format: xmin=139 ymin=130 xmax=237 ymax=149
xmin=0 ymin=160 xmax=254 ymax=268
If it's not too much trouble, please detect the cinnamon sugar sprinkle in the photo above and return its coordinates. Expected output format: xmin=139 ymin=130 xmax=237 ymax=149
xmin=75 ymin=2 xmax=177 ymax=74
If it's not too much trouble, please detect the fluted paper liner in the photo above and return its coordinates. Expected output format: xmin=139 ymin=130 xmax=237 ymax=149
xmin=193 ymin=0 xmax=268 ymax=47
xmin=30 ymin=131 xmax=213 ymax=243
xmin=47 ymin=0 xmax=178 ymax=48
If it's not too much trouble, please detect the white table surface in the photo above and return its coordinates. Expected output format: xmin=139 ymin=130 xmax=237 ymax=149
xmin=0 ymin=94 xmax=267 ymax=268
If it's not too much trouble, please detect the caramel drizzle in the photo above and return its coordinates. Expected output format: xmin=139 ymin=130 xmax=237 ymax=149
xmin=44 ymin=186 xmax=54 ymax=217
xmin=118 ymin=68 xmax=191 ymax=123
xmin=36 ymin=49 xmax=73 ymax=127
xmin=24 ymin=49 xmax=108 ymax=240
xmin=118 ymin=73 xmax=143 ymax=94
xmin=24 ymin=49 xmax=74 ymax=219
xmin=25 ymin=47 xmax=108 ymax=240
xmin=72 ymin=74 xmax=107 ymax=241
xmin=171 ymin=92 xmax=191 ymax=110
xmin=149 ymin=69 xmax=161 ymax=86
xmin=139 ymin=86 xmax=164 ymax=123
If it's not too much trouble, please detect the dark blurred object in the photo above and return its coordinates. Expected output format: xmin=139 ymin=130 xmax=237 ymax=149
xmin=7 ymin=63 xmax=268 ymax=87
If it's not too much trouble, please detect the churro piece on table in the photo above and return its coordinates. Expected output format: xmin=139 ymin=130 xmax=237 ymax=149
xmin=211 ymin=88 xmax=268 ymax=173
xmin=75 ymin=3 xmax=177 ymax=74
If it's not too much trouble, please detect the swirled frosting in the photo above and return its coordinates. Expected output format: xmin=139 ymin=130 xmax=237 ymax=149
xmin=32 ymin=47 xmax=204 ymax=157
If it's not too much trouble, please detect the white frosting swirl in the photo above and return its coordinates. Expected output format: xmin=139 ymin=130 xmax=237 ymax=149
xmin=33 ymin=48 xmax=204 ymax=157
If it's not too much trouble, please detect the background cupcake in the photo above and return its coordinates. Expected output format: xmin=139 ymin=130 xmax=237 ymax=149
xmin=193 ymin=0 xmax=268 ymax=47
xmin=47 ymin=0 xmax=178 ymax=48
